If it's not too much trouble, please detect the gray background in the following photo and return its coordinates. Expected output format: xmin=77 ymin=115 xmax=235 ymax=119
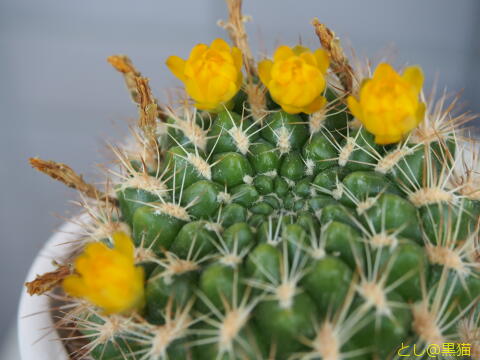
xmin=1 ymin=0 xmax=479 ymax=354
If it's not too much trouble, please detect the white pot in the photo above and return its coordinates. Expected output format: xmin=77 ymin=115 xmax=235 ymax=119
xmin=17 ymin=219 xmax=83 ymax=360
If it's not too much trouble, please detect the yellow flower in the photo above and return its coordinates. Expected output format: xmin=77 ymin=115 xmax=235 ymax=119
xmin=166 ymin=38 xmax=243 ymax=111
xmin=63 ymin=232 xmax=145 ymax=314
xmin=347 ymin=63 xmax=425 ymax=145
xmin=258 ymin=45 xmax=330 ymax=114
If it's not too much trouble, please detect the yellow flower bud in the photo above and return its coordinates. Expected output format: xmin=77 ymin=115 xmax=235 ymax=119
xmin=347 ymin=63 xmax=426 ymax=145
xmin=63 ymin=232 xmax=144 ymax=314
xmin=258 ymin=45 xmax=330 ymax=114
xmin=166 ymin=38 xmax=243 ymax=111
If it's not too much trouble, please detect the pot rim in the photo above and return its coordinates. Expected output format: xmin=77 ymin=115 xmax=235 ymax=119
xmin=17 ymin=216 xmax=86 ymax=360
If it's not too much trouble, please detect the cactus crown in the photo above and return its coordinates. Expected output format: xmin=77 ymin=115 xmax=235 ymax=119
xmin=27 ymin=1 xmax=480 ymax=359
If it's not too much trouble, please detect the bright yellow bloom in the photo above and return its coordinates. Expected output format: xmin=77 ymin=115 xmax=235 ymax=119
xmin=63 ymin=232 xmax=145 ymax=314
xmin=258 ymin=45 xmax=330 ymax=114
xmin=166 ymin=38 xmax=243 ymax=111
xmin=347 ymin=63 xmax=425 ymax=145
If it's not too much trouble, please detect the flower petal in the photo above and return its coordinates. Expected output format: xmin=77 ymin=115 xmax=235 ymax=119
xmin=292 ymin=45 xmax=310 ymax=55
xmin=314 ymin=49 xmax=330 ymax=74
xmin=403 ymin=65 xmax=424 ymax=93
xmin=349 ymin=62 xmax=425 ymax=145
xmin=83 ymin=242 xmax=107 ymax=258
xmin=63 ymin=275 xmax=87 ymax=297
xmin=415 ymin=102 xmax=426 ymax=123
xmin=258 ymin=59 xmax=273 ymax=85
xmin=167 ymin=39 xmax=242 ymax=111
xmin=302 ymin=95 xmax=326 ymax=114
xmin=166 ymin=56 xmax=186 ymax=81
xmin=210 ymin=38 xmax=230 ymax=52
xmin=262 ymin=44 xmax=329 ymax=115
xmin=194 ymin=101 xmax=216 ymax=111
xmin=347 ymin=95 xmax=363 ymax=120
xmin=231 ymin=46 xmax=243 ymax=71
xmin=189 ymin=43 xmax=208 ymax=62
xmin=113 ymin=231 xmax=134 ymax=258
xmin=373 ymin=62 xmax=396 ymax=80
xmin=374 ymin=134 xmax=403 ymax=145
xmin=281 ymin=103 xmax=302 ymax=114
xmin=274 ymin=45 xmax=295 ymax=62
xmin=299 ymin=52 xmax=317 ymax=67
xmin=62 ymin=230 xmax=144 ymax=314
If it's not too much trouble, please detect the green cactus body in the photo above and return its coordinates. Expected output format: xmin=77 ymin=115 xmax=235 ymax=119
xmin=72 ymin=94 xmax=480 ymax=359
xmin=35 ymin=15 xmax=480 ymax=360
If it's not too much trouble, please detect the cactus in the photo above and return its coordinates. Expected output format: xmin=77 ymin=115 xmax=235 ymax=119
xmin=26 ymin=1 xmax=480 ymax=359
